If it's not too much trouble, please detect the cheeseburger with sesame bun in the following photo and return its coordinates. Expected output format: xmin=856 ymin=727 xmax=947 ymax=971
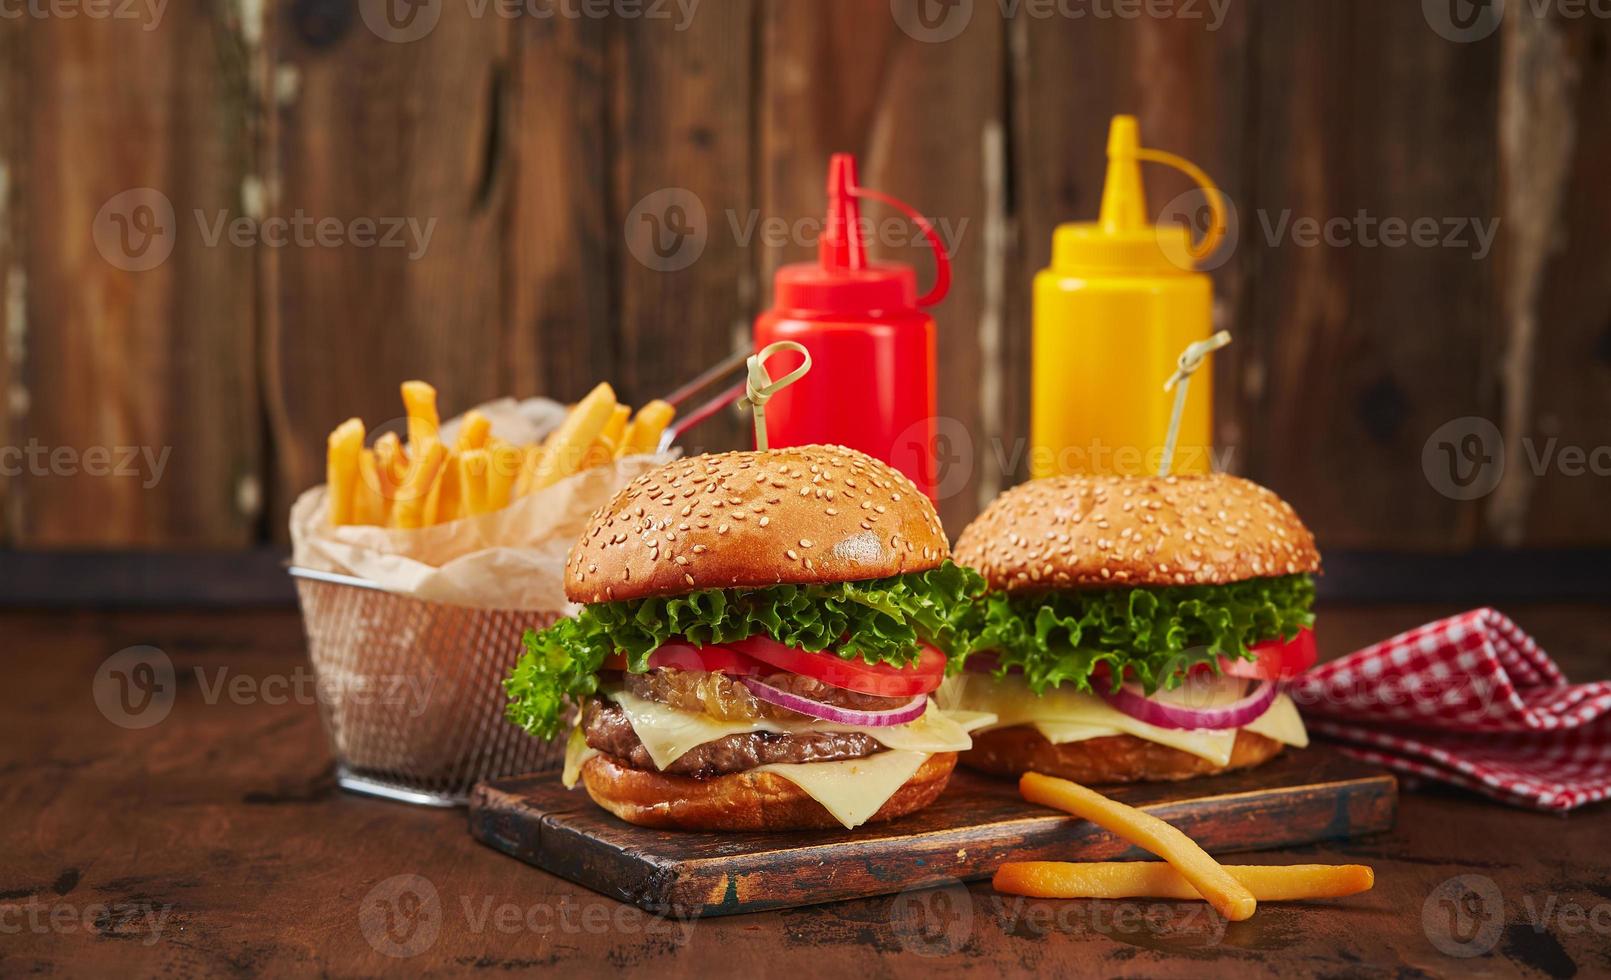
xmin=943 ymin=473 xmax=1321 ymax=784
xmin=505 ymin=445 xmax=991 ymax=831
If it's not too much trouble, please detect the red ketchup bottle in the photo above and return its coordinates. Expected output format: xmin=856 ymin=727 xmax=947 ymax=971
xmin=753 ymin=154 xmax=952 ymax=501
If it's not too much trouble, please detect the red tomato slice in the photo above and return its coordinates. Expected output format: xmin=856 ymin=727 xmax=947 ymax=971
xmin=601 ymin=642 xmax=767 ymax=675
xmin=1219 ymin=628 xmax=1318 ymax=680
xmin=723 ymin=635 xmax=945 ymax=697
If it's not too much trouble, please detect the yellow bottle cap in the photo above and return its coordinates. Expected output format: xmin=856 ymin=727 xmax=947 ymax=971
xmin=1051 ymin=115 xmax=1225 ymax=276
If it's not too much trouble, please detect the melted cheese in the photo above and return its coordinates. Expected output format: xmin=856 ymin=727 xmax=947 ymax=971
xmin=755 ymin=750 xmax=930 ymax=829
xmin=597 ymin=690 xmax=995 ymax=831
xmin=603 ymin=687 xmax=993 ymax=771
xmin=561 ymin=726 xmax=600 ymax=789
xmin=937 ymin=674 xmax=1308 ymax=766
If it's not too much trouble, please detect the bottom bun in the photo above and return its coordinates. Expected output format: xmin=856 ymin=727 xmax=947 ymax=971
xmin=962 ymin=726 xmax=1283 ymax=784
xmin=580 ymin=751 xmax=958 ymax=831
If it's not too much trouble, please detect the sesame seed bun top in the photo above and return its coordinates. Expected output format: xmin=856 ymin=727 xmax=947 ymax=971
xmin=953 ymin=473 xmax=1320 ymax=592
xmin=565 ymin=445 xmax=950 ymax=603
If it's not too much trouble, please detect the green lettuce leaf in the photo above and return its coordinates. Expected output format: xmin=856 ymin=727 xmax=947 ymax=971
xmin=962 ymin=574 xmax=1316 ymax=696
xmin=505 ymin=560 xmax=986 ymax=739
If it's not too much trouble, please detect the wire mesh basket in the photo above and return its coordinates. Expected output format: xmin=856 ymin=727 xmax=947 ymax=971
xmin=290 ymin=566 xmax=565 ymax=806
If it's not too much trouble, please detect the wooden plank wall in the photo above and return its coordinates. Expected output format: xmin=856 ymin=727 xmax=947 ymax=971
xmin=1 ymin=0 xmax=1607 ymax=554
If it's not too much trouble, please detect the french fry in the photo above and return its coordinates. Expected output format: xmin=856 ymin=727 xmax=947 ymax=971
xmin=459 ymin=449 xmax=492 ymax=517
xmin=485 ymin=444 xmax=523 ymax=512
xmin=391 ymin=438 xmax=446 ymax=529
xmin=618 ymin=399 xmax=675 ymax=457
xmin=401 ymin=380 xmax=440 ymax=448
xmin=1019 ymin=772 xmax=1258 ymax=922
xmin=529 ymin=383 xmax=618 ymax=490
xmin=326 ymin=418 xmax=365 ymax=525
xmin=993 ymin=862 xmax=1374 ymax=903
xmin=579 ymin=437 xmax=614 ymax=471
xmin=513 ymin=444 xmax=544 ymax=497
xmin=423 ymin=447 xmax=463 ymax=526
xmin=375 ymin=431 xmax=407 ymax=490
xmin=454 ymin=410 xmax=492 ymax=452
xmin=601 ymin=404 xmax=631 ymax=447
xmin=352 ymin=449 xmax=388 ymax=526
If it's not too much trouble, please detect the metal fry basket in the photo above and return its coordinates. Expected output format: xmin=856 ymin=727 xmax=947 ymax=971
xmin=290 ymin=567 xmax=565 ymax=806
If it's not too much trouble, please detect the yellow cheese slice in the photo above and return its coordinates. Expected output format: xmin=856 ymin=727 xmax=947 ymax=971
xmin=937 ymin=674 xmax=1308 ymax=765
xmin=602 ymin=687 xmax=993 ymax=771
xmin=754 ymin=750 xmax=931 ymax=829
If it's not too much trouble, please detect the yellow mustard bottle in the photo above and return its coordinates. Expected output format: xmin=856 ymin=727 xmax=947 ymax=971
xmin=1031 ymin=115 xmax=1227 ymax=478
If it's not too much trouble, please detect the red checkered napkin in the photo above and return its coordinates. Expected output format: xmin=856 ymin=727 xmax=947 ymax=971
xmin=1285 ymin=608 xmax=1611 ymax=811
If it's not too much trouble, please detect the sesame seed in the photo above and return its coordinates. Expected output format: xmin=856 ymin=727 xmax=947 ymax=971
xmin=799 ymin=539 xmax=813 ymax=548
xmin=786 ymin=549 xmax=799 ymax=561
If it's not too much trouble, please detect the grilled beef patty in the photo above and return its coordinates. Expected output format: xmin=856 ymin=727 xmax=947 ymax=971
xmin=582 ymin=698 xmax=884 ymax=777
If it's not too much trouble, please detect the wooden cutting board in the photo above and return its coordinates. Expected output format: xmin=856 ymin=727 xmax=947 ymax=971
xmin=468 ymin=746 xmax=1396 ymax=917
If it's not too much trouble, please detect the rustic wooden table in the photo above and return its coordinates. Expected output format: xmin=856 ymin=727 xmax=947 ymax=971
xmin=4 ymin=603 xmax=1608 ymax=977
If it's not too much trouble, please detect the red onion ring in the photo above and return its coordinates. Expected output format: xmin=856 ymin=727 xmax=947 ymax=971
xmin=1100 ymin=679 xmax=1276 ymax=731
xmin=740 ymin=677 xmax=928 ymax=727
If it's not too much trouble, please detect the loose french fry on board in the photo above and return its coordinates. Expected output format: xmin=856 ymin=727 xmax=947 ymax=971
xmin=401 ymin=380 xmax=440 ymax=448
xmin=529 ymin=383 xmax=618 ymax=490
xmin=326 ymin=418 xmax=365 ymax=525
xmin=391 ymin=438 xmax=446 ymax=530
xmin=993 ymin=862 xmax=1375 ymax=903
xmin=618 ymin=399 xmax=675 ymax=457
xmin=1019 ymin=772 xmax=1258 ymax=922
xmin=454 ymin=410 xmax=492 ymax=452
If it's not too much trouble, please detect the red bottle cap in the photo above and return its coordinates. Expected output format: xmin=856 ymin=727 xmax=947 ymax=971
xmin=770 ymin=154 xmax=952 ymax=316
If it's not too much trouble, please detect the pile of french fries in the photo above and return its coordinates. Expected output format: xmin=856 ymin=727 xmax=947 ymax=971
xmin=325 ymin=380 xmax=675 ymax=528
xmin=993 ymin=772 xmax=1375 ymax=920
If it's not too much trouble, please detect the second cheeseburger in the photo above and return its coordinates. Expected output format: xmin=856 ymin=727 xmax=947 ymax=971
xmin=945 ymin=473 xmax=1321 ymax=784
xmin=506 ymin=445 xmax=990 ymax=830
